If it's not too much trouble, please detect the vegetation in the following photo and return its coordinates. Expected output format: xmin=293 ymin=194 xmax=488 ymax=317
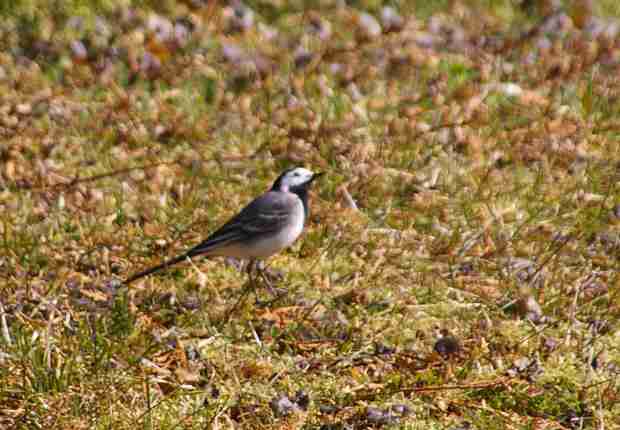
xmin=1 ymin=0 xmax=619 ymax=428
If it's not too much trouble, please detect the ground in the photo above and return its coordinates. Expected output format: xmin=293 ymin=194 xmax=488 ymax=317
xmin=0 ymin=0 xmax=619 ymax=429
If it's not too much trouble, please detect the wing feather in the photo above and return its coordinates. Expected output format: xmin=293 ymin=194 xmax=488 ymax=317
xmin=187 ymin=191 xmax=292 ymax=257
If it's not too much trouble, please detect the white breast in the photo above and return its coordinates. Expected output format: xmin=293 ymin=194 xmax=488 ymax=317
xmin=213 ymin=196 xmax=306 ymax=259
xmin=247 ymin=197 xmax=305 ymax=258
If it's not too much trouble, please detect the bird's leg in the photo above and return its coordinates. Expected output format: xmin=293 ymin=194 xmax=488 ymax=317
xmin=220 ymin=259 xmax=256 ymax=327
xmin=255 ymin=260 xmax=271 ymax=290
xmin=246 ymin=259 xmax=257 ymax=288
xmin=249 ymin=259 xmax=282 ymax=306
xmin=256 ymin=261 xmax=288 ymax=298
xmin=261 ymin=264 xmax=285 ymax=284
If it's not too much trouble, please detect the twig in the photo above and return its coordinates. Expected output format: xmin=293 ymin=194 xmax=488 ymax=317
xmin=400 ymin=377 xmax=513 ymax=394
xmin=495 ymin=11 xmax=563 ymax=54
xmin=353 ymin=377 xmax=514 ymax=401
xmin=248 ymin=320 xmax=262 ymax=349
xmin=338 ymin=184 xmax=359 ymax=211
xmin=20 ymin=160 xmax=183 ymax=193
xmin=564 ymin=274 xmax=590 ymax=347
xmin=409 ymin=302 xmax=483 ymax=311
xmin=132 ymin=384 xmax=182 ymax=426
xmin=410 ymin=119 xmax=477 ymax=142
xmin=516 ymin=267 xmax=609 ymax=347
xmin=218 ymin=278 xmax=256 ymax=327
xmin=525 ymin=232 xmax=577 ymax=286
xmin=45 ymin=306 xmax=55 ymax=369
xmin=0 ymin=301 xmax=11 ymax=345
xmin=144 ymin=372 xmax=152 ymax=430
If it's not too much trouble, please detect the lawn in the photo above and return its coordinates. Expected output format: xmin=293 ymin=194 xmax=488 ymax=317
xmin=0 ymin=0 xmax=619 ymax=428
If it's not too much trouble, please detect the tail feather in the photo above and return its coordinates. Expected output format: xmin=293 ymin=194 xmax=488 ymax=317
xmin=123 ymin=252 xmax=191 ymax=285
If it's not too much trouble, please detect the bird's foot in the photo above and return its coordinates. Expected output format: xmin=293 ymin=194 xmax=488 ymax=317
xmin=260 ymin=275 xmax=288 ymax=296
xmin=262 ymin=267 xmax=285 ymax=284
xmin=256 ymin=269 xmax=288 ymax=301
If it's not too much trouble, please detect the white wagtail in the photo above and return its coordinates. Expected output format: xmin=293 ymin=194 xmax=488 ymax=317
xmin=124 ymin=167 xmax=323 ymax=285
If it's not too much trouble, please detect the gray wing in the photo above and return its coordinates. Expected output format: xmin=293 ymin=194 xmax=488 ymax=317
xmin=186 ymin=191 xmax=293 ymax=257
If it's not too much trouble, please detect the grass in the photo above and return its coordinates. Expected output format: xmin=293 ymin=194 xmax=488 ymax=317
xmin=1 ymin=0 xmax=620 ymax=429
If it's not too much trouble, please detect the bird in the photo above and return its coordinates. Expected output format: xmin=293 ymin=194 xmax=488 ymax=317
xmin=124 ymin=167 xmax=323 ymax=285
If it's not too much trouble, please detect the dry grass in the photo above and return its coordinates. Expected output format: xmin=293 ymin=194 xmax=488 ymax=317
xmin=1 ymin=1 xmax=619 ymax=429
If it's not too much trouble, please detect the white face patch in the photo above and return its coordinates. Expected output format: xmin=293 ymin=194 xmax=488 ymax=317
xmin=279 ymin=167 xmax=315 ymax=190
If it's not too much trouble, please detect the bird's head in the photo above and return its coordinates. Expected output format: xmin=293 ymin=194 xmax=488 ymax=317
xmin=271 ymin=167 xmax=323 ymax=193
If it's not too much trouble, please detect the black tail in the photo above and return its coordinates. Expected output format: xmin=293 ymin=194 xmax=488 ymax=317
xmin=124 ymin=252 xmax=192 ymax=284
